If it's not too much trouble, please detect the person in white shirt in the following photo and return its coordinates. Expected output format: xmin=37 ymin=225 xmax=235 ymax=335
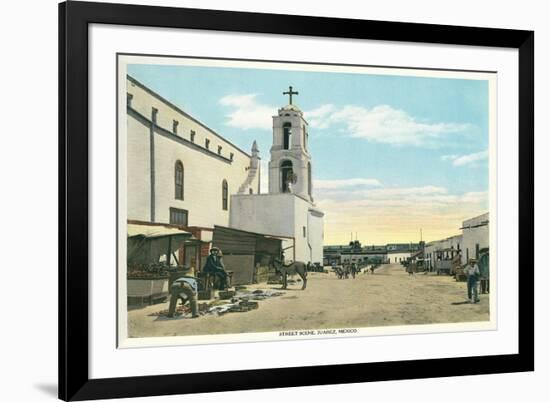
xmin=463 ymin=259 xmax=480 ymax=303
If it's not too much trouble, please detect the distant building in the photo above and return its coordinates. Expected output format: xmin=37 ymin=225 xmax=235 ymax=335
xmin=424 ymin=212 xmax=489 ymax=270
xmin=460 ymin=212 xmax=489 ymax=265
xmin=386 ymin=243 xmax=422 ymax=264
xmin=323 ymin=241 xmax=422 ymax=265
xmin=323 ymin=244 xmax=354 ymax=266
xmin=424 ymin=235 xmax=462 ymax=272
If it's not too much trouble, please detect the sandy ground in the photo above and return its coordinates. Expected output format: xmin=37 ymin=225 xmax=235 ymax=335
xmin=128 ymin=263 xmax=489 ymax=338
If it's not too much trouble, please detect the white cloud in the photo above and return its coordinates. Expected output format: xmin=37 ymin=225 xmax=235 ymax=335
xmin=220 ymin=97 xmax=472 ymax=147
xmin=452 ymin=150 xmax=488 ymax=166
xmin=441 ymin=150 xmax=488 ymax=166
xmin=305 ymin=104 xmax=336 ymax=129
xmin=365 ymin=185 xmax=448 ymax=199
xmin=314 ymin=178 xmax=382 ymax=190
xmin=460 ymin=191 xmax=488 ymax=203
xmin=219 ymin=94 xmax=276 ymax=130
xmin=305 ymin=104 xmax=471 ymax=147
xmin=315 ymin=184 xmax=450 ymax=203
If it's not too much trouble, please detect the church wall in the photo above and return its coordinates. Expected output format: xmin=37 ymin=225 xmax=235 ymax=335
xmin=126 ymin=115 xmax=151 ymax=221
xmin=125 ymin=76 xmax=259 ymax=228
xmin=291 ymin=198 xmax=324 ymax=264
xmin=126 ymin=122 xmax=256 ymax=227
xmin=229 ymin=194 xmax=296 ymax=238
xmin=308 ymin=210 xmax=324 ymax=265
xmin=150 ymin=134 xmax=225 ymax=227
xmin=292 ymin=197 xmax=309 ymax=263
xmin=229 ymin=194 xmax=324 ymax=264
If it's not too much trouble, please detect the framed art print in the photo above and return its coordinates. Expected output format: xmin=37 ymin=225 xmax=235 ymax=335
xmin=59 ymin=1 xmax=534 ymax=400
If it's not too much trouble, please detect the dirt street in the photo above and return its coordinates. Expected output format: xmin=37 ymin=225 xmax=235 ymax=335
xmin=128 ymin=263 xmax=490 ymax=338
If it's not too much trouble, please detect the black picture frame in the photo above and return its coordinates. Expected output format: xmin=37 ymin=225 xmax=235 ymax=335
xmin=59 ymin=1 xmax=534 ymax=400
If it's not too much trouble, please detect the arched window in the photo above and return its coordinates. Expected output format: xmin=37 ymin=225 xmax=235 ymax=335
xmin=222 ymin=180 xmax=228 ymax=210
xmin=303 ymin=125 xmax=307 ymax=150
xmin=175 ymin=161 xmax=184 ymax=200
xmin=280 ymin=160 xmax=293 ymax=193
xmin=283 ymin=122 xmax=292 ymax=150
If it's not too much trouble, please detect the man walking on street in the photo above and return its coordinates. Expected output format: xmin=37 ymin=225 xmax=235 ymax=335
xmin=464 ymin=259 xmax=480 ymax=303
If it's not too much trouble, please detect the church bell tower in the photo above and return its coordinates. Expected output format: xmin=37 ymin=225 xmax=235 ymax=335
xmin=268 ymin=86 xmax=313 ymax=202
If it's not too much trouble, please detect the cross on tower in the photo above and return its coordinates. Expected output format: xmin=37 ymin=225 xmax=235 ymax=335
xmin=283 ymin=86 xmax=299 ymax=105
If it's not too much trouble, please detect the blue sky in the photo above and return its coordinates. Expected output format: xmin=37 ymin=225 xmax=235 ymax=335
xmin=128 ymin=62 xmax=490 ymax=244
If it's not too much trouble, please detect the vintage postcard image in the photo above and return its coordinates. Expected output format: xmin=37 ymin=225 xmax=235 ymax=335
xmin=117 ymin=55 xmax=496 ymax=347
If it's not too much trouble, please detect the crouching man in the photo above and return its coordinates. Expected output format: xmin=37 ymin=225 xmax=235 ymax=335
xmin=167 ymin=274 xmax=199 ymax=318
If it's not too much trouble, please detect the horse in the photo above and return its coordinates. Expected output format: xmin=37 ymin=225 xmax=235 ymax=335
xmin=272 ymin=258 xmax=308 ymax=290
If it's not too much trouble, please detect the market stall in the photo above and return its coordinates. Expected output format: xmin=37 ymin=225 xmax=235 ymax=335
xmin=211 ymin=225 xmax=286 ymax=285
xmin=127 ymin=223 xmax=203 ymax=306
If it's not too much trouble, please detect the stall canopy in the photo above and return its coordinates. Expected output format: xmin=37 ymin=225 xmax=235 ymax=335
xmin=211 ymin=226 xmax=286 ymax=285
xmin=211 ymin=226 xmax=283 ymax=256
xmin=127 ymin=223 xmax=199 ymax=265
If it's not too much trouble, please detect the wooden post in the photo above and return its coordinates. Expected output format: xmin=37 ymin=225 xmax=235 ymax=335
xmin=167 ymin=236 xmax=172 ymax=266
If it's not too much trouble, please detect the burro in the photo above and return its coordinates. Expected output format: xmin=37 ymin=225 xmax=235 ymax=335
xmin=272 ymin=259 xmax=308 ymax=290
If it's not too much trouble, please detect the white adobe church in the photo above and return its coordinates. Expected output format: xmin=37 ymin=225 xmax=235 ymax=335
xmin=126 ymin=76 xmax=324 ymax=265
xmin=230 ymin=87 xmax=325 ymax=264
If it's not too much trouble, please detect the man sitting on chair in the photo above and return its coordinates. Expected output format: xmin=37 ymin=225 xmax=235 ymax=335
xmin=202 ymin=247 xmax=228 ymax=290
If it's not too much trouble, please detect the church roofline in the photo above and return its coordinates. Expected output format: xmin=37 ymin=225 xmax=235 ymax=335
xmin=128 ymin=106 xmax=234 ymax=164
xmin=127 ymin=74 xmax=252 ymax=159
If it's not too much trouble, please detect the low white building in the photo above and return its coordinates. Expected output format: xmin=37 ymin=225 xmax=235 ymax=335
xmin=387 ymin=252 xmax=412 ymax=264
xmin=386 ymin=243 xmax=421 ymax=264
xmin=230 ymin=93 xmax=324 ymax=265
xmin=424 ymin=212 xmax=489 ymax=269
xmin=425 ymin=234 xmax=463 ymax=270
xmin=460 ymin=212 xmax=489 ymax=265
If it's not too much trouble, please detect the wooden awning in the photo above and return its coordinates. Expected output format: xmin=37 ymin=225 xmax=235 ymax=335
xmin=212 ymin=225 xmax=284 ymax=255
